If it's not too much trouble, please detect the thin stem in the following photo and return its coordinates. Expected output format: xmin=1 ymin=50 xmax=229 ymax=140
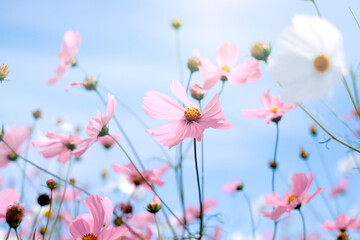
xmin=5 ymin=228 xmax=11 ymax=240
xmin=343 ymin=76 xmax=360 ymax=118
xmin=310 ymin=0 xmax=321 ymax=17
xmin=108 ymin=133 xmax=194 ymax=236
xmin=29 ymin=207 xmax=41 ymax=240
xmin=43 ymin=189 xmax=53 ymax=239
xmin=350 ymin=7 xmax=360 ymax=29
xmin=272 ymin=122 xmax=279 ymax=192
xmin=193 ymin=139 xmax=203 ymax=239
xmin=242 ymin=191 xmax=256 ymax=240
xmin=298 ymin=209 xmax=307 ymax=240
xmin=48 ymin=159 xmax=72 ymax=240
xmin=272 ymin=222 xmax=278 ymax=240
xmin=1 ymin=139 xmax=92 ymax=196
xmin=199 ymin=101 xmax=205 ymax=203
xmin=298 ymin=104 xmax=360 ymax=153
xmin=185 ymin=72 xmax=193 ymax=93
xmin=154 ymin=214 xmax=162 ymax=240
xmin=218 ymin=81 xmax=226 ymax=97
xmin=94 ymin=89 xmax=146 ymax=170
xmin=350 ymin=69 xmax=360 ymax=107
xmin=175 ymin=31 xmax=184 ymax=84
xmin=21 ymin=119 xmax=37 ymax=203
xmin=179 ymin=148 xmax=187 ymax=232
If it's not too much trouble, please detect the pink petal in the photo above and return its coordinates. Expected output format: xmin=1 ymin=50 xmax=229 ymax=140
xmin=216 ymin=43 xmax=239 ymax=68
xmin=84 ymin=195 xmax=105 ymax=235
xmin=170 ymin=80 xmax=198 ymax=109
xmin=227 ymin=58 xmax=262 ymax=85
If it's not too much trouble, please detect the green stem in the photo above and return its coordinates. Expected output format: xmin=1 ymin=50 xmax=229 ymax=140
xmin=242 ymin=191 xmax=256 ymax=240
xmin=43 ymin=189 xmax=53 ymax=239
xmin=218 ymin=81 xmax=226 ymax=97
xmin=154 ymin=214 xmax=162 ymax=240
xmin=343 ymin=76 xmax=360 ymax=118
xmin=310 ymin=0 xmax=321 ymax=17
xmin=350 ymin=7 xmax=360 ymax=29
xmin=193 ymin=139 xmax=203 ymax=239
xmin=272 ymin=122 xmax=279 ymax=192
xmin=186 ymin=72 xmax=193 ymax=93
xmin=298 ymin=209 xmax=307 ymax=240
xmin=199 ymin=101 xmax=205 ymax=203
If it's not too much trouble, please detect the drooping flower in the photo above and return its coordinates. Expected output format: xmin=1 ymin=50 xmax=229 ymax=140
xmin=222 ymin=180 xmax=243 ymax=193
xmin=329 ymin=178 xmax=348 ymax=197
xmin=74 ymin=93 xmax=117 ymax=157
xmin=193 ymin=43 xmax=262 ymax=90
xmin=143 ymin=80 xmax=232 ymax=148
xmin=322 ymin=214 xmax=359 ymax=231
xmin=263 ymin=172 xmax=324 ymax=220
xmin=0 ymin=189 xmax=20 ymax=221
xmin=242 ymin=89 xmax=297 ymax=124
xmin=69 ymin=194 xmax=128 ymax=240
xmin=112 ymin=163 xmax=169 ymax=191
xmin=32 ymin=132 xmax=82 ymax=164
xmin=98 ymin=132 xmax=120 ymax=149
xmin=47 ymin=30 xmax=82 ymax=85
xmin=181 ymin=198 xmax=217 ymax=224
xmin=0 ymin=127 xmax=30 ymax=168
xmin=268 ymin=15 xmax=347 ymax=103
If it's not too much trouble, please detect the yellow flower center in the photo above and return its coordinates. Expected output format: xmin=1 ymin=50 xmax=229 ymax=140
xmin=184 ymin=107 xmax=201 ymax=122
xmin=82 ymin=233 xmax=97 ymax=240
xmin=313 ymin=54 xmax=330 ymax=73
xmin=288 ymin=195 xmax=298 ymax=204
xmin=222 ymin=65 xmax=230 ymax=72
xmin=270 ymin=107 xmax=278 ymax=113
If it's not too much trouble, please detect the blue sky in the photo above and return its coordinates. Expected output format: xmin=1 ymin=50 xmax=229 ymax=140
xmin=2 ymin=0 xmax=360 ymax=239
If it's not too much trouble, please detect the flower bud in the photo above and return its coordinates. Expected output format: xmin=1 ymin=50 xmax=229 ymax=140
xmin=32 ymin=110 xmax=42 ymax=119
xmin=37 ymin=194 xmax=50 ymax=206
xmin=147 ymin=196 xmax=161 ymax=214
xmin=71 ymin=59 xmax=77 ymax=67
xmin=171 ymin=19 xmax=181 ymax=30
xmin=114 ymin=217 xmax=123 ymax=226
xmin=70 ymin=178 xmax=76 ymax=185
xmin=83 ymin=76 xmax=98 ymax=91
xmin=46 ymin=179 xmax=58 ymax=190
xmin=0 ymin=63 xmax=9 ymax=81
xmin=236 ymin=183 xmax=244 ymax=191
xmin=190 ymin=84 xmax=205 ymax=101
xmin=269 ymin=160 xmax=278 ymax=170
xmin=251 ymin=42 xmax=271 ymax=62
xmin=300 ymin=147 xmax=309 ymax=160
xmin=6 ymin=204 xmax=24 ymax=229
xmin=337 ymin=232 xmax=349 ymax=240
xmin=310 ymin=125 xmax=317 ymax=136
xmin=187 ymin=57 xmax=200 ymax=73
xmin=39 ymin=227 xmax=46 ymax=236
xmin=120 ymin=203 xmax=133 ymax=215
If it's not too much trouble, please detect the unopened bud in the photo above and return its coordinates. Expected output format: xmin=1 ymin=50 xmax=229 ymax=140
xmin=71 ymin=59 xmax=77 ymax=67
xmin=190 ymin=84 xmax=205 ymax=101
xmin=32 ymin=110 xmax=42 ymax=119
xmin=37 ymin=194 xmax=50 ymax=206
xmin=84 ymin=76 xmax=98 ymax=91
xmin=46 ymin=179 xmax=58 ymax=190
xmin=114 ymin=217 xmax=123 ymax=226
xmin=269 ymin=160 xmax=278 ymax=170
xmin=171 ymin=19 xmax=181 ymax=30
xmin=147 ymin=196 xmax=161 ymax=214
xmin=310 ymin=125 xmax=317 ymax=136
xmin=187 ymin=57 xmax=200 ymax=73
xmin=39 ymin=227 xmax=46 ymax=236
xmin=337 ymin=232 xmax=349 ymax=240
xmin=251 ymin=42 xmax=271 ymax=62
xmin=6 ymin=204 xmax=24 ymax=229
xmin=0 ymin=63 xmax=9 ymax=81
xmin=120 ymin=203 xmax=133 ymax=215
xmin=236 ymin=183 xmax=244 ymax=191
xmin=69 ymin=178 xmax=76 ymax=185
xmin=300 ymin=147 xmax=309 ymax=160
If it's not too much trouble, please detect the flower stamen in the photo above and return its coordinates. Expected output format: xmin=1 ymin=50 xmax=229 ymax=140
xmin=222 ymin=65 xmax=230 ymax=72
xmin=184 ymin=107 xmax=201 ymax=122
xmin=288 ymin=195 xmax=298 ymax=204
xmin=270 ymin=107 xmax=278 ymax=113
xmin=82 ymin=233 xmax=97 ymax=240
xmin=313 ymin=54 xmax=330 ymax=73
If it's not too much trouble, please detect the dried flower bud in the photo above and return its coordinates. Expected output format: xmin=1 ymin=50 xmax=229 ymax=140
xmin=0 ymin=63 xmax=9 ymax=81
xmin=190 ymin=84 xmax=205 ymax=101
xmin=310 ymin=125 xmax=317 ymax=136
xmin=251 ymin=42 xmax=271 ymax=62
xmin=147 ymin=196 xmax=161 ymax=214
xmin=46 ymin=179 xmax=58 ymax=190
xmin=39 ymin=227 xmax=46 ymax=236
xmin=114 ymin=217 xmax=123 ymax=226
xmin=300 ymin=147 xmax=309 ymax=160
xmin=187 ymin=57 xmax=200 ymax=73
xmin=37 ymin=194 xmax=50 ymax=206
xmin=269 ymin=160 xmax=278 ymax=170
xmin=120 ymin=203 xmax=133 ymax=215
xmin=171 ymin=19 xmax=181 ymax=30
xmin=6 ymin=204 xmax=24 ymax=229
xmin=69 ymin=178 xmax=76 ymax=185
xmin=337 ymin=232 xmax=349 ymax=240
xmin=32 ymin=110 xmax=42 ymax=119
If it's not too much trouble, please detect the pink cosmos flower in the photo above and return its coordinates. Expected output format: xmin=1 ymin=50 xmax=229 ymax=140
xmin=32 ymin=132 xmax=82 ymax=164
xmin=181 ymin=198 xmax=217 ymax=224
xmin=330 ymin=178 xmax=348 ymax=197
xmin=112 ymin=163 xmax=169 ymax=191
xmin=193 ymin=43 xmax=262 ymax=90
xmin=69 ymin=194 xmax=128 ymax=240
xmin=242 ymin=89 xmax=297 ymax=124
xmin=0 ymin=127 xmax=30 ymax=168
xmin=47 ymin=30 xmax=82 ymax=85
xmin=0 ymin=189 xmax=20 ymax=221
xmin=98 ymin=132 xmax=120 ymax=149
xmin=53 ymin=188 xmax=81 ymax=201
xmin=263 ymin=172 xmax=324 ymax=221
xmin=322 ymin=214 xmax=359 ymax=231
xmin=74 ymin=93 xmax=117 ymax=157
xmin=222 ymin=180 xmax=243 ymax=193
xmin=143 ymin=80 xmax=232 ymax=148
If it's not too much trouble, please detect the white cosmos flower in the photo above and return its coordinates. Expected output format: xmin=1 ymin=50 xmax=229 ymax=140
xmin=268 ymin=15 xmax=347 ymax=103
